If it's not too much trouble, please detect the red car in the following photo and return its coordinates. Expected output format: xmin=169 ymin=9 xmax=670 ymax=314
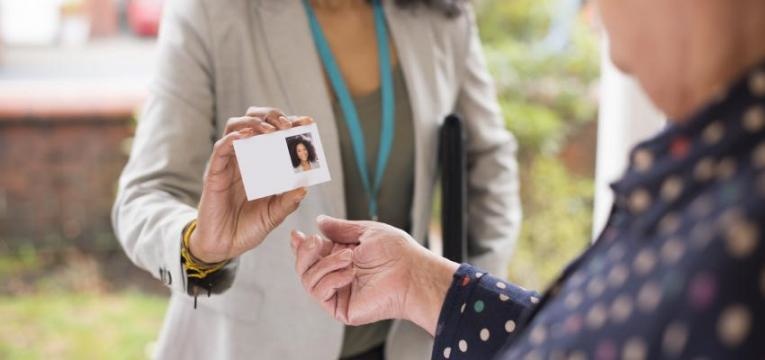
xmin=127 ymin=0 xmax=165 ymax=37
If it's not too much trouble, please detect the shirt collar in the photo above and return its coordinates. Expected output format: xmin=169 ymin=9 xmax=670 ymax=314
xmin=609 ymin=60 xmax=765 ymax=233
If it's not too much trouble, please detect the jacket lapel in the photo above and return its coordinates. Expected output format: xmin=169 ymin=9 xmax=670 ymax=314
xmin=252 ymin=0 xmax=346 ymax=218
xmin=385 ymin=4 xmax=441 ymax=241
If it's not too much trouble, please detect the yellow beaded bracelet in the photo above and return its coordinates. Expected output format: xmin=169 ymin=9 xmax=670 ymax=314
xmin=181 ymin=220 xmax=228 ymax=279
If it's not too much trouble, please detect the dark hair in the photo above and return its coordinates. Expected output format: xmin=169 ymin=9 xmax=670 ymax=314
xmin=287 ymin=136 xmax=318 ymax=168
xmin=386 ymin=0 xmax=466 ymax=17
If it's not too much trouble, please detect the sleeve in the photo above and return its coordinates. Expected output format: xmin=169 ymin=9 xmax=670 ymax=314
xmin=432 ymin=264 xmax=538 ymax=360
xmin=111 ymin=0 xmax=236 ymax=295
xmin=455 ymin=5 xmax=523 ymax=278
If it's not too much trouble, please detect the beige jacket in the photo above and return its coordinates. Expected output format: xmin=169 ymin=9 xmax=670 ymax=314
xmin=112 ymin=0 xmax=521 ymax=358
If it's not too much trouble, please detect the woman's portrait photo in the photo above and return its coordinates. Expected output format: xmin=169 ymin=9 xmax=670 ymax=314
xmin=287 ymin=133 xmax=320 ymax=173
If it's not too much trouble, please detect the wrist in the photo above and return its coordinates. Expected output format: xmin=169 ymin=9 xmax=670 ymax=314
xmin=404 ymin=249 xmax=459 ymax=336
xmin=187 ymin=226 xmax=226 ymax=265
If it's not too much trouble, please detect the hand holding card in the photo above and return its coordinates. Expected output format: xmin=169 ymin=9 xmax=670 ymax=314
xmin=188 ymin=107 xmax=313 ymax=264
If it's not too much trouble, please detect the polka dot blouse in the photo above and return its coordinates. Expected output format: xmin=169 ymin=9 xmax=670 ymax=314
xmin=433 ymin=63 xmax=765 ymax=359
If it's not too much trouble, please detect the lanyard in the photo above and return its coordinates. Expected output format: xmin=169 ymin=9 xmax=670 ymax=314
xmin=302 ymin=0 xmax=395 ymax=221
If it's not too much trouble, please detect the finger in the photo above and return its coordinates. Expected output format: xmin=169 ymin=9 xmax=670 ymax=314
xmin=318 ymin=234 xmax=334 ymax=257
xmin=289 ymin=116 xmax=315 ymax=127
xmin=312 ymin=266 xmax=355 ymax=302
xmin=331 ymin=242 xmax=356 ymax=253
xmin=319 ymin=296 xmax=338 ymax=323
xmin=303 ymin=249 xmax=353 ymax=291
xmin=224 ymin=116 xmax=276 ymax=135
xmin=208 ymin=129 xmax=254 ymax=175
xmin=267 ymin=188 xmax=308 ymax=229
xmin=295 ymin=234 xmax=328 ymax=276
xmin=245 ymin=106 xmax=279 ymax=118
xmin=334 ymin=285 xmax=351 ymax=323
xmin=290 ymin=230 xmax=306 ymax=256
xmin=347 ymin=310 xmax=373 ymax=327
xmin=317 ymin=215 xmax=371 ymax=245
xmin=234 ymin=116 xmax=277 ymax=134
xmin=263 ymin=109 xmax=291 ymax=130
xmin=317 ymin=285 xmax=349 ymax=324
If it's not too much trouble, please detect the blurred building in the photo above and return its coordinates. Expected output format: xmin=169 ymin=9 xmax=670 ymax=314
xmin=0 ymin=0 xmax=162 ymax=48
xmin=0 ymin=0 xmax=160 ymax=255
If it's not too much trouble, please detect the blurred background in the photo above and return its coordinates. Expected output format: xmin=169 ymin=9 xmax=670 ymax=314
xmin=0 ymin=0 xmax=604 ymax=357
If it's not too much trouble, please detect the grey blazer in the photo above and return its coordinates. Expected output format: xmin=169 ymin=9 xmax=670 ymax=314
xmin=112 ymin=0 xmax=521 ymax=358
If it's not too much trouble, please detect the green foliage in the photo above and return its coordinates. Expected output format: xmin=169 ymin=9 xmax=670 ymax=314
xmin=0 ymin=245 xmax=39 ymax=281
xmin=476 ymin=0 xmax=554 ymax=43
xmin=475 ymin=0 xmax=601 ymax=288
xmin=500 ymin=98 xmax=564 ymax=155
xmin=0 ymin=292 xmax=167 ymax=359
xmin=507 ymin=157 xmax=593 ymax=288
xmin=478 ymin=0 xmax=600 ymax=156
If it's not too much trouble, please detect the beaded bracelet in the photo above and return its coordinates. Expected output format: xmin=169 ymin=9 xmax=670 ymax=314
xmin=181 ymin=219 xmax=228 ymax=279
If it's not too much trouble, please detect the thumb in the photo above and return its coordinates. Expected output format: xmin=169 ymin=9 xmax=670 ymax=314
xmin=316 ymin=215 xmax=369 ymax=245
xmin=268 ymin=188 xmax=307 ymax=226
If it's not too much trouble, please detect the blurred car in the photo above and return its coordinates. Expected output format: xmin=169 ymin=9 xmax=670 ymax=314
xmin=127 ymin=0 xmax=164 ymax=37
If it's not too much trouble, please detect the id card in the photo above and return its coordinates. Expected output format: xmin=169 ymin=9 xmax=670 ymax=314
xmin=233 ymin=123 xmax=331 ymax=201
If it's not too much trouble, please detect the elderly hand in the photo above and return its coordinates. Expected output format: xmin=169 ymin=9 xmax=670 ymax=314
xmin=190 ymin=107 xmax=314 ymax=264
xmin=291 ymin=216 xmax=459 ymax=336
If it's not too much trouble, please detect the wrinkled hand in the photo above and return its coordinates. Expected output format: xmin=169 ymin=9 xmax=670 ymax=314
xmin=291 ymin=216 xmax=458 ymax=335
xmin=190 ymin=107 xmax=315 ymax=264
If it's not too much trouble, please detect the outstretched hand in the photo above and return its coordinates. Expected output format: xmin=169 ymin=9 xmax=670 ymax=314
xmin=291 ymin=216 xmax=458 ymax=335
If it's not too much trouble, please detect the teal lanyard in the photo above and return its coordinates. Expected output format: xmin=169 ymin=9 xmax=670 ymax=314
xmin=302 ymin=0 xmax=395 ymax=221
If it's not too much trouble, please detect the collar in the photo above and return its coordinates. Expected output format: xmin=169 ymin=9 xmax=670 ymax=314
xmin=609 ymin=60 xmax=765 ymax=234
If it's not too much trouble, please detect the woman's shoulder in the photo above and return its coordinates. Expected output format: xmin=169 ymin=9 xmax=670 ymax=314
xmin=390 ymin=2 xmax=476 ymax=59
xmin=165 ymin=0 xmax=248 ymax=20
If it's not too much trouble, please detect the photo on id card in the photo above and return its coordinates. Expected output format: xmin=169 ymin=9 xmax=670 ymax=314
xmin=233 ymin=123 xmax=331 ymax=201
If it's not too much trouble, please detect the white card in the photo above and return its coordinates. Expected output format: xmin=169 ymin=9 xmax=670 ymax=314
xmin=233 ymin=123 xmax=332 ymax=201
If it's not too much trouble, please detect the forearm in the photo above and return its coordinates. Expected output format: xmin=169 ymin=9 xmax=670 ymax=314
xmin=404 ymin=249 xmax=460 ymax=336
xmin=112 ymin=185 xmax=199 ymax=292
xmin=113 ymin=188 xmax=239 ymax=296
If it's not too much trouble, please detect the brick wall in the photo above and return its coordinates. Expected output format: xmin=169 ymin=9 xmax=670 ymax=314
xmin=0 ymin=88 xmax=139 ymax=254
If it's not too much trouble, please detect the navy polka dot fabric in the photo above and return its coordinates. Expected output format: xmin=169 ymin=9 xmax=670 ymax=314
xmin=433 ymin=64 xmax=765 ymax=359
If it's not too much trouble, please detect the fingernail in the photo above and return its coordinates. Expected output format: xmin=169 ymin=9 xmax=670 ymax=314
xmin=279 ymin=115 xmax=289 ymax=124
xmin=292 ymin=230 xmax=305 ymax=239
xmin=306 ymin=237 xmax=316 ymax=249
xmin=340 ymin=250 xmax=352 ymax=261
xmin=316 ymin=214 xmax=329 ymax=224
